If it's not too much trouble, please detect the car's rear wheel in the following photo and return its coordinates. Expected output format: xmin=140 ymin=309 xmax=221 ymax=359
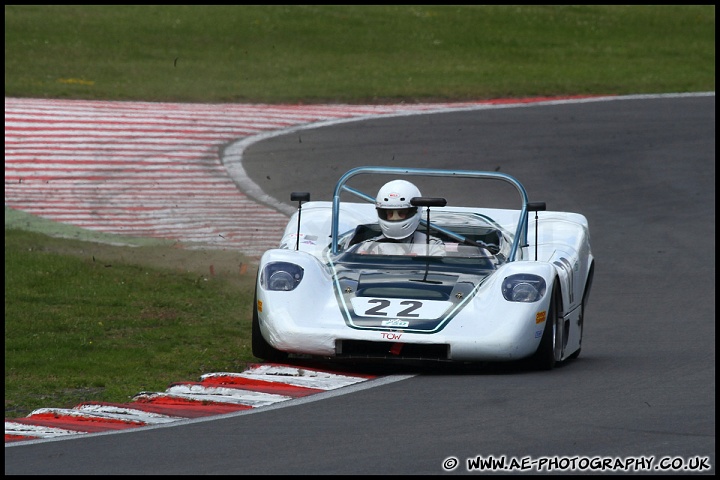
xmin=532 ymin=281 xmax=564 ymax=370
xmin=251 ymin=288 xmax=288 ymax=363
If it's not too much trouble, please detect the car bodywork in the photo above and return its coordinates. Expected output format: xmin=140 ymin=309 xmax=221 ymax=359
xmin=253 ymin=167 xmax=594 ymax=369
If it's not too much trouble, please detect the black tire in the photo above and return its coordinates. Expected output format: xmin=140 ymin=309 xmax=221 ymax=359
xmin=567 ymin=293 xmax=584 ymax=360
xmin=251 ymin=287 xmax=288 ymax=362
xmin=568 ymin=263 xmax=594 ymax=360
xmin=532 ymin=282 xmax=564 ymax=370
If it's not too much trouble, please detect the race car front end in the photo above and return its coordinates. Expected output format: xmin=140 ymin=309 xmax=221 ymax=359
xmin=255 ymin=247 xmax=558 ymax=364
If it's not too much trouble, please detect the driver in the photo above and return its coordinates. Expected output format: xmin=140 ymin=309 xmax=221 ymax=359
xmin=358 ymin=179 xmax=444 ymax=256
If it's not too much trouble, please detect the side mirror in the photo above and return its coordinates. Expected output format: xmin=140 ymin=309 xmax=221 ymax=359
xmin=411 ymin=197 xmax=447 ymax=253
xmin=410 ymin=197 xmax=447 ymax=208
xmin=526 ymin=202 xmax=546 ymax=261
xmin=290 ymin=192 xmax=310 ymax=250
xmin=527 ymin=202 xmax=546 ymax=212
xmin=291 ymin=192 xmax=310 ymax=203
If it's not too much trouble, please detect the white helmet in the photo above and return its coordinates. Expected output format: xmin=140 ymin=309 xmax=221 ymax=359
xmin=375 ymin=179 xmax=422 ymax=240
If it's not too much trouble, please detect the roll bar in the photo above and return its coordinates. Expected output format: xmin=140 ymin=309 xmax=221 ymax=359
xmin=330 ymin=167 xmax=531 ymax=261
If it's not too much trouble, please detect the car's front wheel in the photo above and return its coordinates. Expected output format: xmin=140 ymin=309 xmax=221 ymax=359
xmin=531 ymin=281 xmax=564 ymax=370
xmin=251 ymin=288 xmax=288 ymax=363
xmin=568 ymin=262 xmax=593 ymax=360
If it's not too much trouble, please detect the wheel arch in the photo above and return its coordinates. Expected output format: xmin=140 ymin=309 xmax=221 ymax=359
xmin=582 ymin=259 xmax=595 ymax=308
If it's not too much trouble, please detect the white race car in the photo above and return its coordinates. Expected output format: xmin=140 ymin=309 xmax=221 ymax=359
xmin=252 ymin=167 xmax=594 ymax=369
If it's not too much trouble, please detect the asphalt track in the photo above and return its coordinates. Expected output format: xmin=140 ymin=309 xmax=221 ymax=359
xmin=5 ymin=94 xmax=715 ymax=474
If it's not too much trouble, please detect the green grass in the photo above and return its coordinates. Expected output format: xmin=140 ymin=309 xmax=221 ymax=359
xmin=4 ymin=5 xmax=715 ymax=418
xmin=5 ymin=226 xmax=257 ymax=417
xmin=5 ymin=5 xmax=715 ymax=103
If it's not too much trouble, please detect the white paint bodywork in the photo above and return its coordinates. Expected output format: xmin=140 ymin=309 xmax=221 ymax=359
xmin=255 ymin=169 xmax=594 ymax=364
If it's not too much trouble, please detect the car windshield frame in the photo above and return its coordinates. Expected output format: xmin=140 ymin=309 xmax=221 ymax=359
xmin=329 ymin=167 xmax=530 ymax=261
xmin=331 ymin=248 xmax=500 ymax=274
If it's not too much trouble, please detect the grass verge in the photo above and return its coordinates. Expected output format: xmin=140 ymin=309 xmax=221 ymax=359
xmin=5 ymin=225 xmax=257 ymax=418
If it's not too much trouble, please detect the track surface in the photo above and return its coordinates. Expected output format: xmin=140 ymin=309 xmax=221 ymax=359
xmin=5 ymin=94 xmax=715 ymax=474
xmin=6 ymin=97 xmax=569 ymax=257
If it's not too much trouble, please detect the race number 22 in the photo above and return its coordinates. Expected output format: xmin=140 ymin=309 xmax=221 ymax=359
xmin=366 ymin=299 xmax=421 ymax=317
xmin=351 ymin=297 xmax=452 ymax=320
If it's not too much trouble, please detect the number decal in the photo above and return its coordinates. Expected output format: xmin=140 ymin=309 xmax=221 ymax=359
xmin=365 ymin=299 xmax=390 ymax=316
xmin=397 ymin=300 xmax=421 ymax=317
xmin=352 ymin=297 xmax=451 ymax=320
xmin=364 ymin=299 xmax=423 ymax=317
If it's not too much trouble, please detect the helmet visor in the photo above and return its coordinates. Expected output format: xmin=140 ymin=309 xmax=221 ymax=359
xmin=377 ymin=207 xmax=417 ymax=222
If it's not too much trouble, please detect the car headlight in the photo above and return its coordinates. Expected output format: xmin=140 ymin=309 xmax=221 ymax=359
xmin=261 ymin=262 xmax=304 ymax=291
xmin=502 ymin=274 xmax=546 ymax=302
